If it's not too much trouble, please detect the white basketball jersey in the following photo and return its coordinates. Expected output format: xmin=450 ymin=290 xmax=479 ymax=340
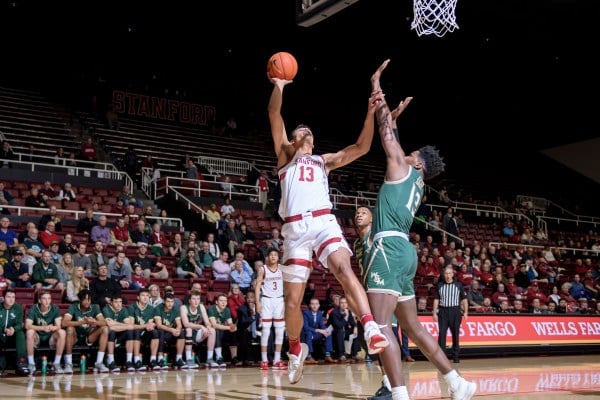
xmin=261 ymin=265 xmax=284 ymax=298
xmin=278 ymin=151 xmax=332 ymax=219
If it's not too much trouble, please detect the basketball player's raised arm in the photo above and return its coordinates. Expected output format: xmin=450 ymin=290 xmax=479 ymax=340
xmin=379 ymin=97 xmax=413 ymax=181
xmin=268 ymin=77 xmax=294 ymax=167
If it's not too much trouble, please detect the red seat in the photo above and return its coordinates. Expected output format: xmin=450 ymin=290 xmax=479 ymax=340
xmin=211 ymin=280 xmax=230 ymax=294
xmin=14 ymin=288 xmax=36 ymax=305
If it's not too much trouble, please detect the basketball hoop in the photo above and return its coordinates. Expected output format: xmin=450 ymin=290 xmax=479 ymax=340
xmin=411 ymin=0 xmax=459 ymax=38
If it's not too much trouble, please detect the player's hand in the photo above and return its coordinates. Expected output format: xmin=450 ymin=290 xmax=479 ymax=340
xmin=368 ymin=92 xmax=385 ymax=114
xmin=270 ymin=77 xmax=292 ymax=87
xmin=371 ymin=59 xmax=390 ymax=88
xmin=390 ymin=97 xmax=413 ymax=120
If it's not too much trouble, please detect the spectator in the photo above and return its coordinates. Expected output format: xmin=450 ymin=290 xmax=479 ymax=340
xmin=130 ymin=218 xmax=152 ymax=246
xmin=25 ymin=186 xmax=46 ymax=208
xmin=0 ymin=182 xmax=16 ymax=213
xmin=118 ymin=185 xmax=142 ymax=208
xmin=65 ymin=265 xmax=89 ymax=303
xmin=38 ymin=205 xmax=62 ymax=232
xmin=108 ymin=250 xmax=133 ymax=290
xmin=4 ymin=249 xmax=32 ymax=288
xmin=54 ymin=147 xmax=66 ymax=166
xmin=122 ymin=147 xmax=139 ymax=187
xmin=81 ymin=137 xmax=97 ymax=162
xmin=132 ymin=243 xmax=168 ymax=280
xmin=302 ymin=298 xmax=335 ymax=364
xmin=57 ymin=182 xmax=77 ymax=208
xmin=90 ymin=264 xmax=121 ymax=308
xmin=31 ymin=250 xmax=64 ymax=291
xmin=220 ymin=198 xmax=235 ymax=217
xmin=149 ymin=222 xmax=168 ymax=256
xmin=329 ymin=296 xmax=359 ymax=362
xmin=256 ymin=170 xmax=269 ymax=209
xmin=168 ymin=232 xmax=184 ymax=258
xmin=39 ymin=221 xmax=61 ymax=248
xmin=0 ymin=216 xmax=18 ymax=248
xmin=0 ymin=141 xmax=15 ymax=168
xmin=258 ymin=228 xmax=283 ymax=260
xmin=106 ymin=104 xmax=120 ymax=130
xmin=90 ymin=215 xmax=111 ymax=245
xmin=76 ymin=208 xmax=98 ymax=236
xmin=131 ymin=264 xmax=149 ymax=290
xmin=110 ymin=216 xmax=132 ymax=247
xmin=230 ymin=259 xmax=253 ymax=294
xmin=177 ymin=248 xmax=202 ymax=279
xmin=212 ymin=251 xmax=231 ymax=281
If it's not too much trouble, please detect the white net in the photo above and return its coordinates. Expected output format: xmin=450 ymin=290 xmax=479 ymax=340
xmin=411 ymin=0 xmax=459 ymax=38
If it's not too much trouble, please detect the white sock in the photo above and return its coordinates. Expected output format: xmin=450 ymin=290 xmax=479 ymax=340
xmin=107 ymin=354 xmax=114 ymax=364
xmin=274 ymin=352 xmax=281 ymax=363
xmin=261 ymin=351 xmax=268 ymax=362
xmin=96 ymin=352 xmax=105 ymax=364
xmin=28 ymin=355 xmax=35 ymax=365
xmin=207 ymin=350 xmax=214 ymax=361
xmin=54 ymin=355 xmax=62 ymax=365
xmin=383 ymin=374 xmax=392 ymax=391
xmin=444 ymin=369 xmax=461 ymax=391
xmin=215 ymin=348 xmax=222 ymax=359
xmin=65 ymin=355 xmax=72 ymax=364
xmin=391 ymin=386 xmax=410 ymax=400
xmin=126 ymin=353 xmax=133 ymax=362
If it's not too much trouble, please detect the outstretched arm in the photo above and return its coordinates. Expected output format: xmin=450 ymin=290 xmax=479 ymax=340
xmin=373 ymin=61 xmax=413 ymax=181
xmin=268 ymin=78 xmax=295 ymax=168
xmin=322 ymin=60 xmax=389 ymax=173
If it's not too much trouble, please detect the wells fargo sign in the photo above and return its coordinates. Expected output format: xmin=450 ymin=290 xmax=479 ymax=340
xmin=413 ymin=315 xmax=600 ymax=346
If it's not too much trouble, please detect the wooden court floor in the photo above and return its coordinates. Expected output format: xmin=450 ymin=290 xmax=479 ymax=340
xmin=0 ymin=354 xmax=598 ymax=399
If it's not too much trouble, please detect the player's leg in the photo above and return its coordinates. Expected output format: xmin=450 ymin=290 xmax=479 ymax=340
xmin=320 ymin=218 xmax=389 ymax=354
xmin=51 ymin=329 xmax=66 ymax=372
xmin=368 ymin=292 xmax=408 ymax=400
xmin=396 ymin=299 xmax=476 ymax=400
xmin=25 ymin=329 xmax=38 ymax=374
xmin=88 ymin=327 xmax=109 ymax=372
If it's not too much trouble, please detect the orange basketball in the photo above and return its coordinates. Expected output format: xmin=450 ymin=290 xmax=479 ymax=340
xmin=267 ymin=51 xmax=298 ymax=80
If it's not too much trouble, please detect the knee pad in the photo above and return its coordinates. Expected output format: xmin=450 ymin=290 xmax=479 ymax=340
xmin=274 ymin=325 xmax=285 ymax=345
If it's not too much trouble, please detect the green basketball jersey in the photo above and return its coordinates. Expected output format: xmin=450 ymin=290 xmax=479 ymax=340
xmin=207 ymin=304 xmax=231 ymax=324
xmin=102 ymin=305 xmax=130 ymax=323
xmin=66 ymin=303 xmax=102 ymax=336
xmin=373 ymin=167 xmax=424 ymax=234
xmin=127 ymin=302 xmax=155 ymax=326
xmin=183 ymin=304 xmax=205 ymax=325
xmin=154 ymin=304 xmax=180 ymax=328
xmin=27 ymin=304 xmax=61 ymax=327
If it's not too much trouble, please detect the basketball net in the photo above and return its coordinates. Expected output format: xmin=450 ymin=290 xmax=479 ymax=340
xmin=411 ymin=0 xmax=459 ymax=37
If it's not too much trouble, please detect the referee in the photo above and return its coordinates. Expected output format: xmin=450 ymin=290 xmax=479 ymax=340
xmin=433 ymin=266 xmax=468 ymax=363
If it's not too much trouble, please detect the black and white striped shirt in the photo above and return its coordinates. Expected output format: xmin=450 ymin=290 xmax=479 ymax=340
xmin=436 ymin=281 xmax=466 ymax=308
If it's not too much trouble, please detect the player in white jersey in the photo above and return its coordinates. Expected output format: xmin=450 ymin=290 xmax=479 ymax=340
xmin=267 ymin=60 xmax=391 ymax=384
xmin=254 ymin=248 xmax=286 ymax=370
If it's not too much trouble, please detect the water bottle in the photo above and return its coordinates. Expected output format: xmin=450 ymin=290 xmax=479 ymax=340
xmin=163 ymin=354 xmax=168 ymax=368
xmin=80 ymin=355 xmax=87 ymax=373
xmin=41 ymin=356 xmax=47 ymax=375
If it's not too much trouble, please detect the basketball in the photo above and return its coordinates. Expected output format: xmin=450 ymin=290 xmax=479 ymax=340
xmin=267 ymin=51 xmax=298 ymax=80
